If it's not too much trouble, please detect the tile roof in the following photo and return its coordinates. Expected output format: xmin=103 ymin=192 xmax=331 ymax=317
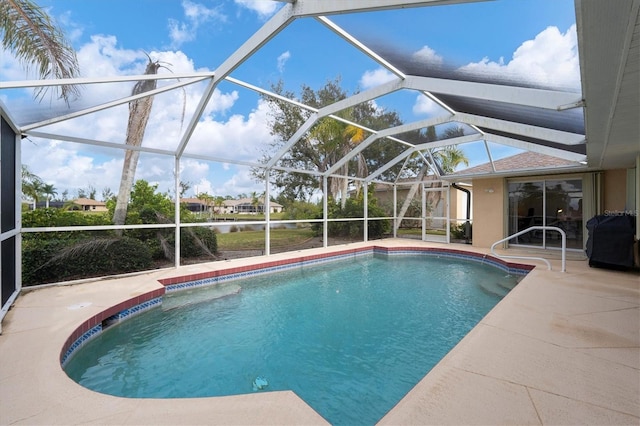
xmin=453 ymin=152 xmax=578 ymax=176
xmin=73 ymin=198 xmax=106 ymax=206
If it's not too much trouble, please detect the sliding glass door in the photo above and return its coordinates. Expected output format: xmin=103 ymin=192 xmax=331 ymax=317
xmin=508 ymin=177 xmax=583 ymax=250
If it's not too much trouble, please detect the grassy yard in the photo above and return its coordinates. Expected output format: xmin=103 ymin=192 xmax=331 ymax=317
xmin=216 ymin=227 xmax=315 ymax=250
xmin=397 ymin=228 xmax=446 ymax=237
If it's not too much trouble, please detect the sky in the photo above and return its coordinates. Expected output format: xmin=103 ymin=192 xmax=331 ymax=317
xmin=0 ymin=0 xmax=580 ymax=202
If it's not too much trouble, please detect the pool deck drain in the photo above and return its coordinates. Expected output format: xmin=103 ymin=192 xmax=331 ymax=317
xmin=1 ymin=239 xmax=638 ymax=425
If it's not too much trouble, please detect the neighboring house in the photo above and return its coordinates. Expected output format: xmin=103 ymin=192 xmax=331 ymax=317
xmin=181 ymin=197 xmax=210 ymax=213
xmin=222 ymin=198 xmax=283 ymax=214
xmin=181 ymin=197 xmax=283 ymax=215
xmin=72 ymin=198 xmax=108 ymax=212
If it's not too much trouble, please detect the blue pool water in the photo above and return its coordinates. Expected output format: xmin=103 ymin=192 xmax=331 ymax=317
xmin=65 ymin=255 xmax=521 ymax=425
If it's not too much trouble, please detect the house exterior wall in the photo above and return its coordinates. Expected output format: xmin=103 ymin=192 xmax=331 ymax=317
xmin=469 ymin=170 xmax=636 ymax=250
xmin=451 ymin=186 xmax=472 ymax=223
xmin=471 ymin=177 xmax=505 ymax=248
xmin=603 ymin=169 xmax=628 ymax=212
xmin=78 ymin=204 xmax=107 ymax=212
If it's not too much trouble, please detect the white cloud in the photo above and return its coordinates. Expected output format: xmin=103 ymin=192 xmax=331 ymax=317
xmin=277 ymin=51 xmax=291 ymax=73
xmin=359 ymin=68 xmax=397 ymax=90
xmin=168 ymin=1 xmax=226 ymax=48
xmin=458 ymin=25 xmax=580 ymax=90
xmin=8 ymin=33 xmax=259 ymax=199
xmin=234 ymin=0 xmax=279 ymax=18
xmin=77 ymin=35 xmax=142 ymax=77
xmin=412 ymin=94 xmax=441 ymax=116
xmin=412 ymin=45 xmax=443 ymax=66
xmin=216 ymin=168 xmax=264 ymax=197
xmin=186 ymin=99 xmax=275 ymax=162
xmin=56 ymin=10 xmax=84 ymax=44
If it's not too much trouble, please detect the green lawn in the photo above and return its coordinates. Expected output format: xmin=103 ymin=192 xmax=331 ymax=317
xmin=397 ymin=228 xmax=446 ymax=236
xmin=216 ymin=227 xmax=315 ymax=250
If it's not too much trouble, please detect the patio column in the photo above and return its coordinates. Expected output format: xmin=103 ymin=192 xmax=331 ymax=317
xmin=393 ymin=184 xmax=397 ymax=238
xmin=421 ymin=183 xmax=426 ymax=241
xmin=323 ymin=176 xmax=328 ymax=248
xmin=265 ymin=169 xmax=270 ymax=256
xmin=174 ymin=156 xmax=181 ymax=268
xmin=363 ymin=181 xmax=368 ymax=242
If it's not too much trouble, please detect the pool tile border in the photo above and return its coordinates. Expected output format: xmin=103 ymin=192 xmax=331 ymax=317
xmin=60 ymin=246 xmax=534 ymax=367
xmin=59 ymin=288 xmax=164 ymax=367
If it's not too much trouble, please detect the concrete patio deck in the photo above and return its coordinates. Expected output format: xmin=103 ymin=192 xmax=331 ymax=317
xmin=1 ymin=239 xmax=638 ymax=425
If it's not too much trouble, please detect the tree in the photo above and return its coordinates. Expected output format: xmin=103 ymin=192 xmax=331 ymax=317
xmin=41 ymin=183 xmax=57 ymax=208
xmin=214 ymin=196 xmax=225 ymax=214
xmin=101 ymin=187 xmax=114 ymax=202
xmin=178 ymin=180 xmax=191 ymax=198
xmin=21 ymin=165 xmax=44 ymax=209
xmin=196 ymin=192 xmax=214 ymax=217
xmin=395 ymin=126 xmax=438 ymax=228
xmin=1 ymin=0 xmax=80 ymax=104
xmin=395 ymin=126 xmax=469 ymax=230
xmin=258 ymin=78 xmax=403 ymax=204
xmin=112 ymin=57 xmax=162 ymax=231
xmin=433 ymin=126 xmax=469 ymax=173
xmin=250 ymin=191 xmax=259 ymax=213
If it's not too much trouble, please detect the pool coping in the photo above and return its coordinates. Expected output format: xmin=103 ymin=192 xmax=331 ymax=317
xmin=1 ymin=239 xmax=638 ymax=425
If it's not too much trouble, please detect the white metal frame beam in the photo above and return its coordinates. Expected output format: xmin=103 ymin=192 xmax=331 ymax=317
xmin=452 ymin=112 xmax=585 ymax=145
xmin=482 ymin=133 xmax=587 ymax=162
xmin=325 ymin=114 xmax=453 ymax=176
xmin=402 ymin=75 xmax=583 ymax=110
xmin=176 ymin=3 xmax=298 ymax=158
xmin=287 ymin=0 xmax=489 ymax=17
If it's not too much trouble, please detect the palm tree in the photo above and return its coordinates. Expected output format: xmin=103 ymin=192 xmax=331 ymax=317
xmin=331 ymin=123 xmax=367 ymax=209
xmin=196 ymin=192 xmax=214 ymax=217
xmin=112 ymin=58 xmax=162 ymax=231
xmin=395 ymin=127 xmax=469 ymax=231
xmin=214 ymin=196 xmax=225 ymax=215
xmin=426 ymin=145 xmax=469 ymax=219
xmin=250 ymin=191 xmax=260 ymax=214
xmin=23 ymin=177 xmax=44 ymax=210
xmin=21 ymin=165 xmax=43 ymax=209
xmin=1 ymin=0 xmax=80 ymax=104
xmin=41 ymin=183 xmax=57 ymax=208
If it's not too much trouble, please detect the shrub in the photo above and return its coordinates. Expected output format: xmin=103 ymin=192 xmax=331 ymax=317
xmin=312 ymin=193 xmax=390 ymax=239
xmin=22 ymin=208 xmax=112 ymax=241
xmin=22 ymin=237 xmax=153 ymax=286
xmin=282 ymin=201 xmax=322 ymax=220
xmin=180 ymin=227 xmax=218 ymax=258
xmin=451 ymin=222 xmax=472 ymax=240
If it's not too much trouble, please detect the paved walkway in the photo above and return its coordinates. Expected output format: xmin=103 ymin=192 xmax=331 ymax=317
xmin=1 ymin=240 xmax=638 ymax=425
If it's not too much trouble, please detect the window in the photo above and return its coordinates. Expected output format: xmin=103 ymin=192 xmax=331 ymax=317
xmin=508 ymin=177 xmax=583 ymax=250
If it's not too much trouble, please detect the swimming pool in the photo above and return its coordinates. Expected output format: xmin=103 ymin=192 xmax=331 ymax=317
xmin=63 ymin=250 xmax=527 ymax=425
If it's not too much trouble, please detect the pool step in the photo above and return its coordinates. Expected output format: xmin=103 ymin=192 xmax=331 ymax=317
xmin=477 ymin=277 xmax=518 ymax=299
xmin=162 ymin=283 xmax=242 ymax=311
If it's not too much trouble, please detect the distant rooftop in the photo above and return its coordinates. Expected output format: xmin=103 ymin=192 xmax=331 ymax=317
xmin=453 ymin=151 xmax=580 ymax=177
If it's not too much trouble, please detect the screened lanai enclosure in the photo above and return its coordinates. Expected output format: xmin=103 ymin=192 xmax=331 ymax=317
xmin=1 ymin=0 xmax=639 ymax=320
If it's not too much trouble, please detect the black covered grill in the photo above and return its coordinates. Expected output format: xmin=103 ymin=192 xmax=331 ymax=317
xmin=586 ymin=214 xmax=637 ymax=270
